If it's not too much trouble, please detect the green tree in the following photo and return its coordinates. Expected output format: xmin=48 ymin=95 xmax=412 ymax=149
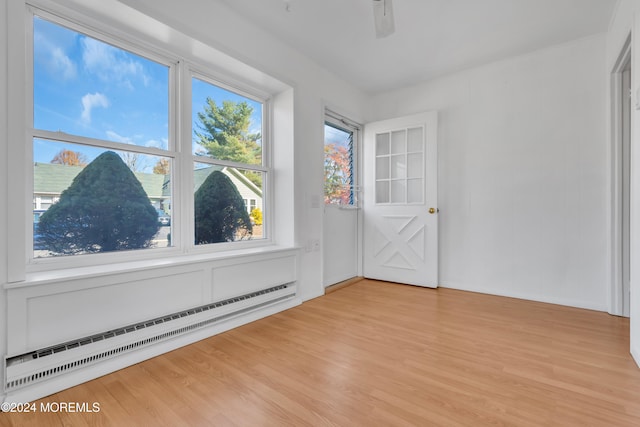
xmin=38 ymin=151 xmax=159 ymax=254
xmin=194 ymin=170 xmax=252 ymax=244
xmin=194 ymin=99 xmax=262 ymax=186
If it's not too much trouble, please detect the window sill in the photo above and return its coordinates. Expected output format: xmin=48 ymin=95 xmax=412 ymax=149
xmin=7 ymin=244 xmax=299 ymax=289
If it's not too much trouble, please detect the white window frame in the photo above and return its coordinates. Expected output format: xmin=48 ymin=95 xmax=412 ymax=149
xmin=186 ymin=69 xmax=271 ymax=251
xmin=24 ymin=3 xmax=275 ymax=273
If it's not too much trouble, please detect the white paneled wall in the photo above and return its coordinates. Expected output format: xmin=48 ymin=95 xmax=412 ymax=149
xmin=6 ymin=249 xmax=299 ymax=356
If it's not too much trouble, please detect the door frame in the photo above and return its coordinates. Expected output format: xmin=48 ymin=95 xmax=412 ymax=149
xmin=610 ymin=34 xmax=632 ymax=317
xmin=322 ymin=108 xmax=363 ymax=286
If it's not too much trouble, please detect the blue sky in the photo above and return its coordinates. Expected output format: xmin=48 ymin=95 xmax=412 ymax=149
xmin=324 ymin=123 xmax=352 ymax=148
xmin=33 ymin=16 xmax=262 ymax=172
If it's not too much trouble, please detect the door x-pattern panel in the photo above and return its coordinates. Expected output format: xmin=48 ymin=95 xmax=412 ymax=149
xmin=373 ymin=215 xmax=425 ymax=270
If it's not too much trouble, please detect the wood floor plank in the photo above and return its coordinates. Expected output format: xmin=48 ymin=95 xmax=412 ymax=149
xmin=2 ymin=280 xmax=640 ymax=426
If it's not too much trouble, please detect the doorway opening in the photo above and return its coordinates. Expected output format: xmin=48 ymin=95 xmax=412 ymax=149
xmin=611 ymin=35 xmax=631 ymax=317
xmin=322 ymin=110 xmax=362 ymax=287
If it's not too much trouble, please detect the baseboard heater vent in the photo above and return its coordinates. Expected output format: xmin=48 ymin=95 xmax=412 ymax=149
xmin=5 ymin=283 xmax=295 ymax=392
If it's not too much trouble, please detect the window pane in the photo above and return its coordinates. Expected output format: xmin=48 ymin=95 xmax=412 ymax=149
xmin=192 ymin=78 xmax=262 ymax=165
xmin=33 ymin=17 xmax=169 ymax=149
xmin=324 ymin=123 xmax=354 ymax=205
xmin=194 ymin=162 xmax=264 ymax=244
xmin=33 ymin=139 xmax=172 ymax=257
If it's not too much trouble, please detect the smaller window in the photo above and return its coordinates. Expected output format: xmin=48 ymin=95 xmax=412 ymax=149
xmin=324 ymin=122 xmax=355 ymax=206
xmin=191 ymin=76 xmax=267 ymax=245
xmin=191 ymin=77 xmax=263 ymax=165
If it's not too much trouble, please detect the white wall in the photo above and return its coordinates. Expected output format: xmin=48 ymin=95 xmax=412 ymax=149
xmin=371 ymin=35 xmax=609 ymax=311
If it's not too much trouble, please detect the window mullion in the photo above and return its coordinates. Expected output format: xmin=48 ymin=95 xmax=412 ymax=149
xmin=178 ymin=63 xmax=195 ymax=252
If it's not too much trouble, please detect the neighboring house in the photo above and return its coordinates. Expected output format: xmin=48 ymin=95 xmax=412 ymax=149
xmin=193 ymin=165 xmax=263 ymax=215
xmin=33 ymin=162 xmax=262 ymax=215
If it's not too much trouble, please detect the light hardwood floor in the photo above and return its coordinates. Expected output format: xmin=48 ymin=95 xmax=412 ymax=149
xmin=2 ymin=279 xmax=640 ymax=426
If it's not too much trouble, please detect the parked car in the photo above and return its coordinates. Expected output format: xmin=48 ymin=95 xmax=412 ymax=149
xmin=156 ymin=209 xmax=170 ymax=226
xmin=33 ymin=209 xmax=46 ymax=250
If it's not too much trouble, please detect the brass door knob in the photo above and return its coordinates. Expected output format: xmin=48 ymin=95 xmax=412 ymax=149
xmin=429 ymin=207 xmax=437 ymax=214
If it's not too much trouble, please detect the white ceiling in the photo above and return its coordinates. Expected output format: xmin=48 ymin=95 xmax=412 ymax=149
xmin=219 ymin=0 xmax=618 ymax=94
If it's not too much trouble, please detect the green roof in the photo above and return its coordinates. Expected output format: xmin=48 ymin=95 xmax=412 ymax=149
xmin=34 ymin=163 xmax=85 ymax=194
xmin=34 ymin=163 xmax=262 ymax=199
xmin=193 ymin=165 xmax=224 ymax=191
xmin=33 ymin=162 xmax=169 ymax=199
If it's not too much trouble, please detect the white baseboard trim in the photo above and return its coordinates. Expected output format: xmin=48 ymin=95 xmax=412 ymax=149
xmin=3 ymin=296 xmax=301 ymax=405
xmin=439 ymin=281 xmax=607 ymax=312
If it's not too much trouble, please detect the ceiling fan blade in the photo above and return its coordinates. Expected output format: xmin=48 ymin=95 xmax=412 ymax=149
xmin=373 ymin=0 xmax=395 ymax=38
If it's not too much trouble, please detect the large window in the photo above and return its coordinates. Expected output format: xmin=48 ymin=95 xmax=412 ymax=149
xmin=30 ymin=11 xmax=269 ymax=262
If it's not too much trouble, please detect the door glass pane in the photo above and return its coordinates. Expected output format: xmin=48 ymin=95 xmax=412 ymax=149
xmin=376 ymin=133 xmax=390 ymax=155
xmin=324 ymin=123 xmax=354 ymax=205
xmin=376 ymin=125 xmax=424 ymax=205
xmin=376 ymin=181 xmax=390 ymax=203
xmin=391 ymin=154 xmax=406 ymax=179
xmin=407 ymin=153 xmax=422 ymax=178
xmin=391 ymin=130 xmax=406 ymax=154
xmin=407 ymin=127 xmax=423 ymax=152
xmin=407 ymin=178 xmax=423 ymax=203
xmin=391 ymin=180 xmax=406 ymax=203
xmin=376 ymin=156 xmax=390 ymax=179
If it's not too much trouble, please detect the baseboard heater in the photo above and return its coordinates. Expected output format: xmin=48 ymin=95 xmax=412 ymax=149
xmin=5 ymin=283 xmax=296 ymax=393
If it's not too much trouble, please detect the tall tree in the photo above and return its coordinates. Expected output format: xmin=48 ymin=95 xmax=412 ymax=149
xmin=194 ymin=99 xmax=262 ymax=186
xmin=120 ymin=152 xmax=143 ymax=171
xmin=38 ymin=151 xmax=159 ymax=254
xmin=194 ymin=170 xmax=252 ymax=244
xmin=51 ymin=149 xmax=88 ymax=166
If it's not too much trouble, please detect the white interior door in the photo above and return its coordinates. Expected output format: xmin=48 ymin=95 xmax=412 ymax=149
xmin=363 ymin=112 xmax=438 ymax=287
xmin=323 ymin=114 xmax=361 ymax=287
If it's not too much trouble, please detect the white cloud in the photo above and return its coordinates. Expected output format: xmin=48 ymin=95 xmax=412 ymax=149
xmin=81 ymin=93 xmax=110 ymax=123
xmin=105 ymin=130 xmax=133 ymax=144
xmin=144 ymin=138 xmax=167 ymax=148
xmin=81 ymin=38 xmax=149 ymax=88
xmin=50 ymin=47 xmax=77 ymax=80
xmin=34 ymin=31 xmax=77 ymax=81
